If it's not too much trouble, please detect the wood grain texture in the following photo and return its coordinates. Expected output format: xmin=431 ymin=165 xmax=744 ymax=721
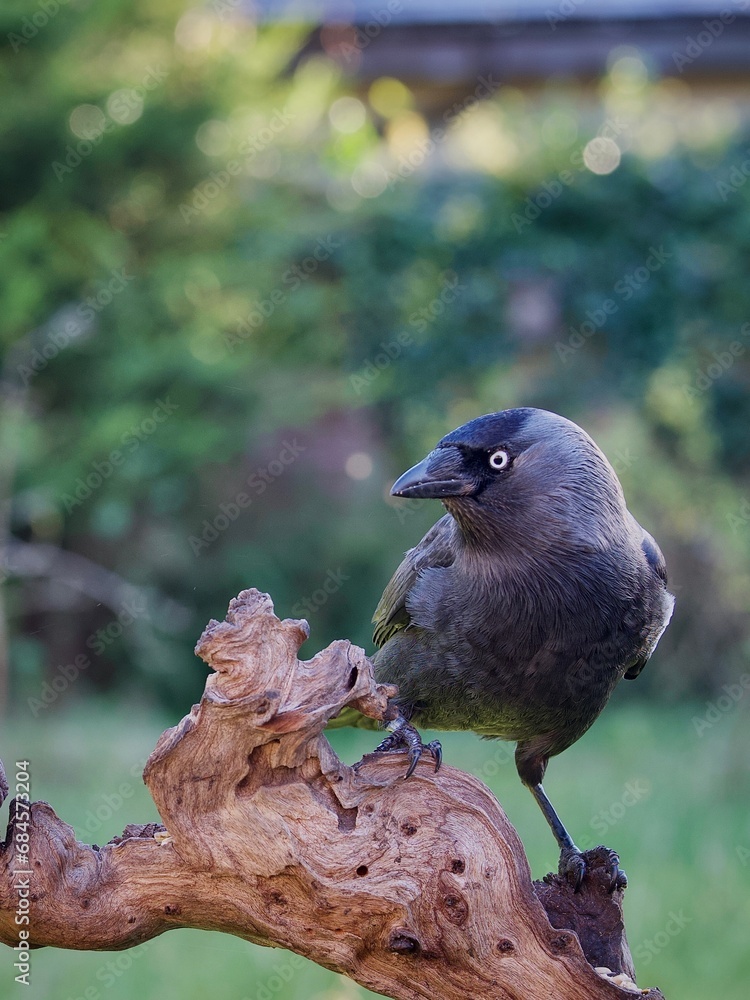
xmin=0 ymin=588 xmax=665 ymax=1000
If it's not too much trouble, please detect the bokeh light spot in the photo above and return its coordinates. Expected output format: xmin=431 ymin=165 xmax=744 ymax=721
xmin=106 ymin=89 xmax=144 ymax=126
xmin=329 ymin=96 xmax=367 ymax=133
xmin=195 ymin=119 xmax=232 ymax=156
xmin=369 ymin=77 xmax=412 ymax=117
xmin=69 ymin=104 xmax=106 ymax=140
xmin=583 ymin=137 xmax=621 ymax=175
xmin=351 ymin=160 xmax=388 ymax=198
xmin=345 ymin=452 xmax=374 ymax=480
xmin=175 ymin=10 xmax=214 ymax=51
xmin=385 ymin=111 xmax=429 ymax=157
xmin=609 ymin=55 xmax=649 ymax=94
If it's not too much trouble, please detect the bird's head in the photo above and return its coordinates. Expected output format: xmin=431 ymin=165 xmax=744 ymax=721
xmin=391 ymin=408 xmax=626 ymax=550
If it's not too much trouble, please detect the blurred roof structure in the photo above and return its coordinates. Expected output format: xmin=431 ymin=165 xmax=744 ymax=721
xmin=258 ymin=0 xmax=750 ymax=20
xmin=256 ymin=0 xmax=750 ymax=84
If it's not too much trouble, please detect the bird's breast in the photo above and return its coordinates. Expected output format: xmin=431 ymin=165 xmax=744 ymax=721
xmin=378 ymin=548 xmax=662 ymax=740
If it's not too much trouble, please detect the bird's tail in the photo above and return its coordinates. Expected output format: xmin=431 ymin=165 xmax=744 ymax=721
xmin=325 ymin=705 xmax=381 ymax=731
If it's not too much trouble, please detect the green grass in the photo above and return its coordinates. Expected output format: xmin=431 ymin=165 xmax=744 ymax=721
xmin=1 ymin=694 xmax=748 ymax=1000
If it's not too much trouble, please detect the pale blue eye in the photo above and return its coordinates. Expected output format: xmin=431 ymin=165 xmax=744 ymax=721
xmin=488 ymin=449 xmax=510 ymax=470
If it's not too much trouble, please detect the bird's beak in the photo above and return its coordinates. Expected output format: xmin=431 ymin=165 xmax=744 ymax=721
xmin=391 ymin=446 xmax=476 ymax=499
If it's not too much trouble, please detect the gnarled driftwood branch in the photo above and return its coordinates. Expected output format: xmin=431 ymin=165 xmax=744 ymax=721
xmin=0 ymin=589 xmax=665 ymax=999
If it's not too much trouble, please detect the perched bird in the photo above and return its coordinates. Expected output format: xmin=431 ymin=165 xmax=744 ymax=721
xmin=335 ymin=407 xmax=673 ymax=888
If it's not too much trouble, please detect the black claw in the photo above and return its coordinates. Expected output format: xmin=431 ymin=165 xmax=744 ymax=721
xmin=606 ymin=849 xmax=628 ymax=892
xmin=426 ymin=740 xmax=442 ymax=772
xmin=559 ymin=844 xmax=586 ymax=892
xmin=373 ymin=719 xmax=442 ymax=779
xmin=611 ymin=867 xmax=628 ymax=891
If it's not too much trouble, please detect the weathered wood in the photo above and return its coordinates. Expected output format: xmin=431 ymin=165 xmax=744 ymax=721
xmin=0 ymin=589 xmax=664 ymax=999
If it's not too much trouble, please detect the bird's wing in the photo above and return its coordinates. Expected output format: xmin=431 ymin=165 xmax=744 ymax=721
xmin=372 ymin=513 xmax=457 ymax=648
xmin=623 ymin=529 xmax=671 ymax=680
xmin=640 ymin=529 xmax=668 ymax=585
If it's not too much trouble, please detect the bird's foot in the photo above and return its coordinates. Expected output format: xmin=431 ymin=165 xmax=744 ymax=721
xmin=558 ymin=844 xmax=586 ymax=892
xmin=603 ymin=848 xmax=628 ymax=892
xmin=558 ymin=845 xmax=627 ymax=893
xmin=374 ymin=720 xmax=442 ymax=779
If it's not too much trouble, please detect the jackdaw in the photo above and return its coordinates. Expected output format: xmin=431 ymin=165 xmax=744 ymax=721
xmin=335 ymin=407 xmax=674 ymax=888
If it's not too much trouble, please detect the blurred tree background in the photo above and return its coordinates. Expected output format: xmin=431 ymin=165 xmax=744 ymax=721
xmin=1 ymin=1 xmax=750 ymax=998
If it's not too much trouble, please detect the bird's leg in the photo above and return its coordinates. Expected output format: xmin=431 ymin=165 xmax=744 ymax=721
xmin=374 ymin=713 xmax=442 ymax=779
xmin=529 ymin=782 xmax=585 ymax=890
xmin=529 ymin=783 xmax=627 ymax=893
